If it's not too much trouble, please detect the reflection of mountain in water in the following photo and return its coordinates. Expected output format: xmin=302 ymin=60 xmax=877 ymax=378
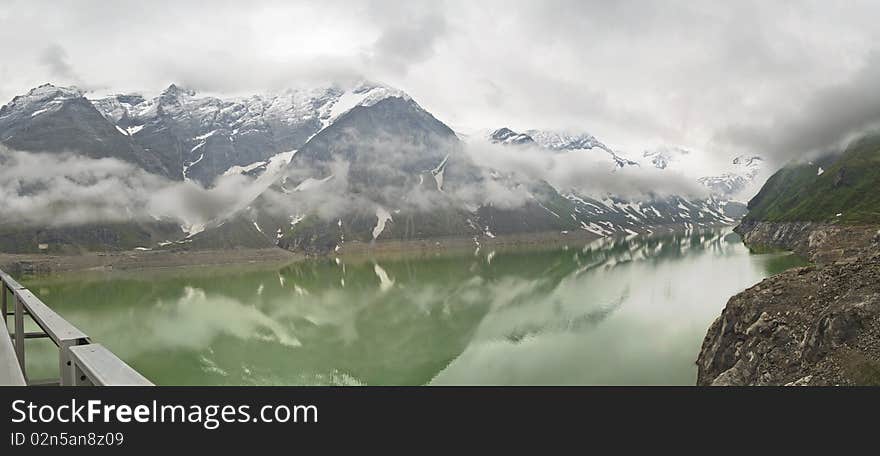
xmin=24 ymin=228 xmax=747 ymax=385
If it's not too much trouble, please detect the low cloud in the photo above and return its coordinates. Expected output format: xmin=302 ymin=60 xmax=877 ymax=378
xmin=464 ymin=140 xmax=710 ymax=200
xmin=0 ymin=134 xmax=744 ymax=238
xmin=0 ymin=146 xmax=273 ymax=230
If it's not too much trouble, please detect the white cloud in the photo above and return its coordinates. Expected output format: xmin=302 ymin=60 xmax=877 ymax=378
xmin=0 ymin=147 xmax=272 ymax=228
xmin=1 ymin=0 xmax=879 ymax=165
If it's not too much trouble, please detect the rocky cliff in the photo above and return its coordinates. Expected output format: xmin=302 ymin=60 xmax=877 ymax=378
xmin=734 ymin=221 xmax=879 ymax=263
xmin=697 ymin=222 xmax=880 ymax=385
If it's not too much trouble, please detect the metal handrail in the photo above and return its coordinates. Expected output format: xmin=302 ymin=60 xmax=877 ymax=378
xmin=1 ymin=269 xmax=153 ymax=386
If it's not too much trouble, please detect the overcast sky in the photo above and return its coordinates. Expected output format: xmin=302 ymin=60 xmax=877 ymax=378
xmin=2 ymin=0 xmax=880 ymax=166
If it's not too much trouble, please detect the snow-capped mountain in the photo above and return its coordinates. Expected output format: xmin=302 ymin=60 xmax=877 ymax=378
xmin=0 ymin=83 xmax=85 ymax=120
xmin=641 ymin=145 xmax=766 ymax=200
xmin=563 ymin=193 xmax=743 ymax=236
xmin=0 ymin=81 xmax=763 ymax=254
xmin=190 ymin=96 xmax=590 ymax=253
xmin=0 ymin=81 xmax=416 ymax=186
xmin=643 ymin=146 xmax=691 ymax=170
xmin=0 ymin=84 xmax=168 ymax=176
xmin=481 ymin=127 xmax=751 ymax=236
xmin=696 ymin=155 xmax=765 ymax=199
xmin=732 ymin=154 xmax=764 ymax=178
xmin=488 ymin=127 xmax=536 ymax=146
xmin=89 ymin=81 xmax=410 ymax=185
xmin=487 ymin=127 xmax=639 ymax=169
xmin=528 ymin=130 xmax=641 ymax=169
xmin=526 ymin=130 xmax=611 ymax=152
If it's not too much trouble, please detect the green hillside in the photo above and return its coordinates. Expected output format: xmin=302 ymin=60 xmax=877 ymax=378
xmin=744 ymin=133 xmax=880 ymax=224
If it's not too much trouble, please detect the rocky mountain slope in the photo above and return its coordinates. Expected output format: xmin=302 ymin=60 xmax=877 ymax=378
xmin=697 ymin=131 xmax=880 ymax=386
xmin=484 ymin=127 xmax=752 ymax=237
xmin=489 ymin=128 xmax=638 ymax=168
xmin=190 ymin=98 xmax=581 ymax=253
xmin=0 ymin=81 xmax=411 ymax=185
xmin=90 ymin=81 xmax=411 ymax=185
xmin=1 ymin=81 xmax=763 ymax=254
xmin=192 ymin=116 xmax=758 ymax=254
xmin=0 ymin=84 xmax=168 ymax=176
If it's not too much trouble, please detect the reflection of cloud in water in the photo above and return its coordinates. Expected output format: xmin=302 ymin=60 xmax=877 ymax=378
xmin=505 ymin=291 xmax=626 ymax=343
xmin=27 ymin=227 xmax=787 ymax=385
xmin=430 ymin=316 xmax=696 ymax=386
xmin=268 ymin=289 xmax=366 ymax=344
xmin=149 ymin=287 xmax=301 ymax=350
xmin=463 ymin=274 xmax=626 ymax=345
xmin=429 ymin=230 xmax=768 ymax=385
xmin=199 ymin=355 xmax=229 ymax=377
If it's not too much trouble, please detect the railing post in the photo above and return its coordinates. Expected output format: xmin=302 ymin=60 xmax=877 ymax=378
xmin=59 ymin=341 xmax=75 ymax=386
xmin=1 ymin=283 xmax=7 ymax=332
xmin=14 ymin=294 xmax=26 ymax=382
xmin=70 ymin=359 xmax=93 ymax=386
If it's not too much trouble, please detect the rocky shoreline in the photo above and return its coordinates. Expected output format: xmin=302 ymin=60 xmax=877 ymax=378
xmin=697 ymin=221 xmax=880 ymax=385
xmin=734 ymin=221 xmax=879 ymax=263
xmin=0 ymin=229 xmax=603 ymax=276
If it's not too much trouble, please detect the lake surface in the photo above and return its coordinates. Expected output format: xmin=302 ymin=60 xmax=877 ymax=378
xmin=21 ymin=228 xmax=806 ymax=385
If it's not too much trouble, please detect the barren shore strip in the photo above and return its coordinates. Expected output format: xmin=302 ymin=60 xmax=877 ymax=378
xmin=0 ymin=230 xmax=604 ymax=275
xmin=0 ymin=248 xmax=300 ymax=276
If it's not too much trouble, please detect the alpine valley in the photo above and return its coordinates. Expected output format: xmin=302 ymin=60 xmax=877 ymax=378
xmin=0 ymin=82 xmax=767 ymax=254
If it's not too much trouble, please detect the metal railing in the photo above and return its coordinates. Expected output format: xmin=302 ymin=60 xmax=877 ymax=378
xmin=1 ymin=269 xmax=152 ymax=386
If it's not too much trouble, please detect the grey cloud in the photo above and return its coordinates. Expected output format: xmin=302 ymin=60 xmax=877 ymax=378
xmin=718 ymin=52 xmax=880 ymax=165
xmin=2 ymin=1 xmax=880 ymax=170
xmin=367 ymin=15 xmax=447 ymax=74
xmin=38 ymin=44 xmax=81 ymax=85
xmin=362 ymin=0 xmax=449 ymax=75
xmin=464 ymin=140 xmax=709 ymax=200
xmin=0 ymin=146 xmax=274 ymax=229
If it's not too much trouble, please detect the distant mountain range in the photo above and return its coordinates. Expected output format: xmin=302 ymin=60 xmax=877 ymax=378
xmin=0 ymin=82 xmax=767 ymax=253
xmin=0 ymin=82 xmax=411 ymax=186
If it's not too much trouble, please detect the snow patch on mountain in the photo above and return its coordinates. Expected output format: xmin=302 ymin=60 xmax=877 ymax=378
xmin=372 ymin=206 xmax=393 ymax=240
xmin=643 ymin=146 xmax=690 ymax=170
xmin=0 ymin=84 xmax=85 ymax=121
xmin=488 ymin=128 xmax=535 ymax=146
xmin=87 ymin=80 xmax=411 ymax=186
xmin=489 ymin=128 xmax=639 ymax=169
xmin=223 ymin=149 xmax=297 ymax=178
xmin=431 ymin=155 xmax=449 ymax=191
xmin=319 ymin=81 xmax=411 ymax=129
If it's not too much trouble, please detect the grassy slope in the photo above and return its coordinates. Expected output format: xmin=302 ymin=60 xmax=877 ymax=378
xmin=744 ymin=133 xmax=880 ymax=224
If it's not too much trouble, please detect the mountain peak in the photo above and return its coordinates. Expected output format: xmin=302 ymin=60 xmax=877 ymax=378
xmin=28 ymin=83 xmax=84 ymax=97
xmin=13 ymin=83 xmax=84 ymax=103
xmin=161 ymin=83 xmax=196 ymax=99
xmin=732 ymin=155 xmax=763 ymax=167
xmin=350 ymin=82 xmax=411 ymax=107
xmin=642 ymin=146 xmax=692 ymax=170
xmin=525 ymin=130 xmax=610 ymax=153
xmin=488 ymin=127 xmax=535 ymax=145
xmin=0 ymin=83 xmax=85 ymax=120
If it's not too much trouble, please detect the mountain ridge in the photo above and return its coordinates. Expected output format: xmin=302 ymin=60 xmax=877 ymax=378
xmin=1 ymin=82 xmax=762 ymax=254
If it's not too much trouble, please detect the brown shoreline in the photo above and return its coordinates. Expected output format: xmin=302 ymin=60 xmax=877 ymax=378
xmin=0 ymin=230 xmax=605 ymax=276
xmin=0 ymin=225 xmax=721 ymax=276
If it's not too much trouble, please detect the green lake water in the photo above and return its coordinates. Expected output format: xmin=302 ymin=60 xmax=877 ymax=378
xmin=18 ymin=228 xmax=807 ymax=385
